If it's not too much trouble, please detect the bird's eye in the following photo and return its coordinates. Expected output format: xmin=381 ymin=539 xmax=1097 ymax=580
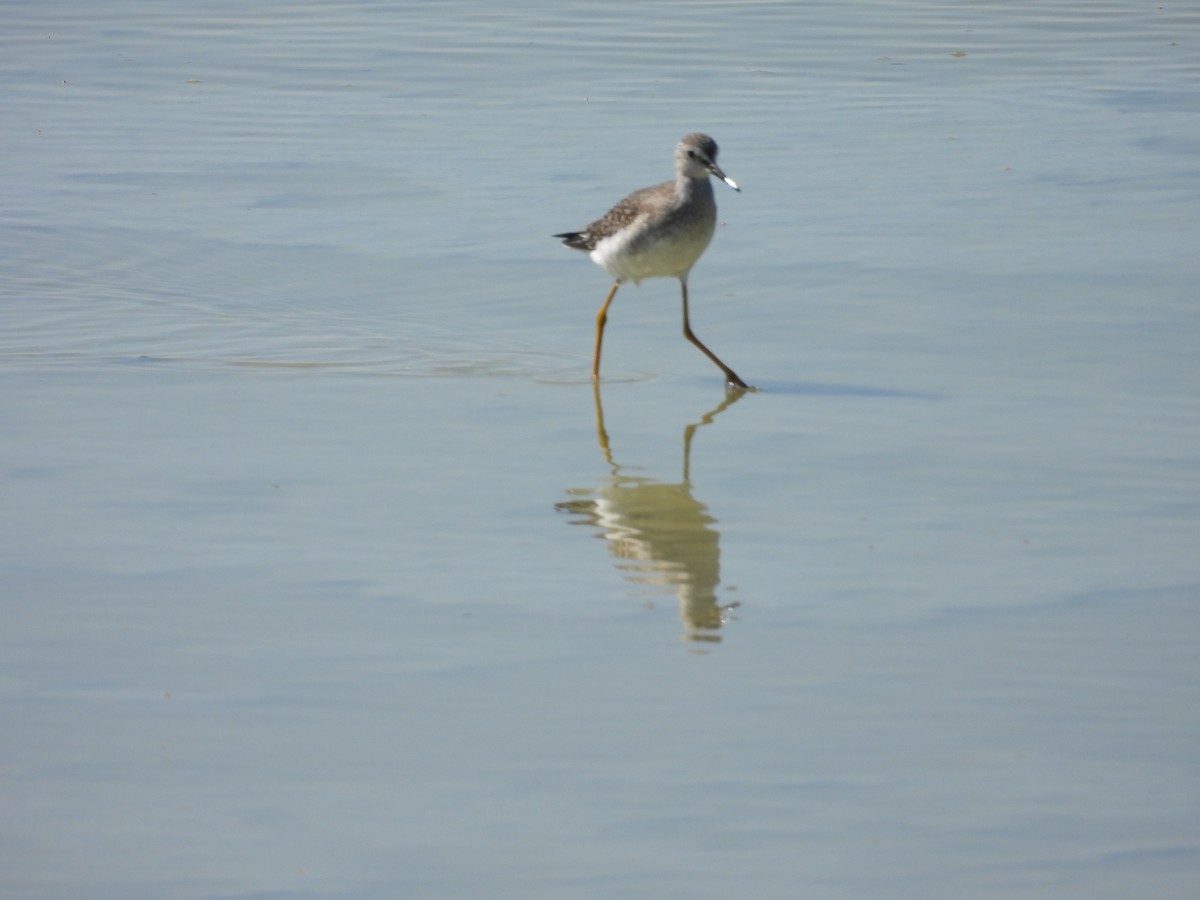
xmin=687 ymin=150 xmax=697 ymax=159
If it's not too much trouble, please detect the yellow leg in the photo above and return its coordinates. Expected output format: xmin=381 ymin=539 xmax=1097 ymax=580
xmin=680 ymin=279 xmax=750 ymax=389
xmin=592 ymin=281 xmax=620 ymax=380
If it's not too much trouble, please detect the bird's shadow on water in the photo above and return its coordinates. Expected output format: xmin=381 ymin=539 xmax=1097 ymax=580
xmin=737 ymin=379 xmax=945 ymax=401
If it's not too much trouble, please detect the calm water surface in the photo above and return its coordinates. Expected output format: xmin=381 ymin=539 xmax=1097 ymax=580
xmin=3 ymin=1 xmax=1199 ymax=897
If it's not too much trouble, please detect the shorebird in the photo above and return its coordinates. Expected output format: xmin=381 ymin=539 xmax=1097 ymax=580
xmin=554 ymin=133 xmax=749 ymax=389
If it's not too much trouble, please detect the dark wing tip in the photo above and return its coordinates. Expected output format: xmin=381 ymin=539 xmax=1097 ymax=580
xmin=554 ymin=231 xmax=590 ymax=250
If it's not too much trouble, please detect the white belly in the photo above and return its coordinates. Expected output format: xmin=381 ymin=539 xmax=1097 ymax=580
xmin=590 ymin=214 xmax=715 ymax=284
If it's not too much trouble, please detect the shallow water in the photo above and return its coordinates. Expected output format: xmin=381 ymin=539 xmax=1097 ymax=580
xmin=3 ymin=1 xmax=1199 ymax=897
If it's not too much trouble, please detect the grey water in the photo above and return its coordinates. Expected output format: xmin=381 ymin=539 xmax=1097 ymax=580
xmin=3 ymin=2 xmax=1199 ymax=897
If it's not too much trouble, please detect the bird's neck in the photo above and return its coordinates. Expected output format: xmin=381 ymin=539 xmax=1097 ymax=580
xmin=675 ymin=173 xmax=713 ymax=203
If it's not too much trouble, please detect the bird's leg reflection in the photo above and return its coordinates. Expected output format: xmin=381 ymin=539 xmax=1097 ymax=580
xmin=558 ymin=384 xmax=748 ymax=643
xmin=592 ymin=380 xmax=616 ymax=468
xmin=681 ymin=386 xmax=744 ymax=483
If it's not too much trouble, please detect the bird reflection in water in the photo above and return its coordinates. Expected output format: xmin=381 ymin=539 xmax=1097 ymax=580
xmin=556 ymin=384 xmax=747 ymax=643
